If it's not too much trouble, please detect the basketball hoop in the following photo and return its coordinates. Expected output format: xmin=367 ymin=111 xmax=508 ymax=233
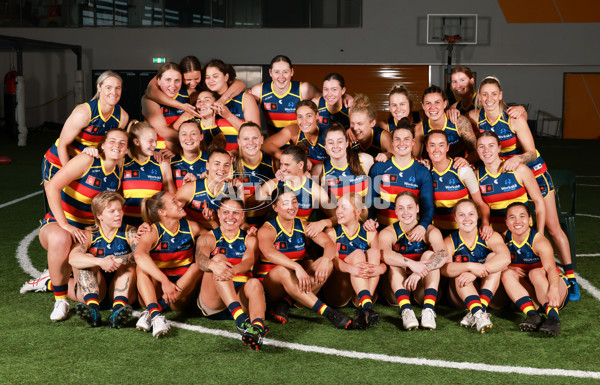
xmin=443 ymin=34 xmax=462 ymax=55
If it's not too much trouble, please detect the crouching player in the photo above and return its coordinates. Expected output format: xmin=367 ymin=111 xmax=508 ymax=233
xmin=68 ymin=191 xmax=138 ymax=328
xmin=379 ymin=192 xmax=448 ymax=330
xmin=195 ymin=197 xmax=269 ymax=350
xmin=501 ymin=202 xmax=569 ymax=336
xmin=442 ymin=199 xmax=510 ymax=333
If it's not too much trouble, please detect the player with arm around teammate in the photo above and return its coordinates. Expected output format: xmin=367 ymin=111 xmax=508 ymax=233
xmin=501 ymin=202 xmax=569 ymax=336
xmin=68 ymin=192 xmax=138 ymax=328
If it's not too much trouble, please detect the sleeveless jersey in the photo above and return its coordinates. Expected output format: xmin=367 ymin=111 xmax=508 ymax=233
xmin=155 ymin=88 xmax=190 ymax=150
xmin=150 ymin=218 xmax=195 ymax=278
xmin=277 ymin=177 xmax=315 ymax=221
xmin=391 ymin=221 xmax=431 ymax=260
xmin=88 ymin=223 xmax=132 ymax=261
xmin=256 ymin=217 xmax=306 ymax=279
xmin=216 ymin=91 xmax=245 ymax=152
xmin=210 ymin=227 xmax=251 ymax=287
xmin=335 ymin=223 xmax=370 ymax=260
xmin=184 ymin=178 xmax=230 ymax=228
xmin=370 ymin=157 xmax=434 ymax=227
xmin=235 ymin=152 xmax=275 ymax=226
xmin=59 ymin=157 xmax=122 ymax=228
xmin=431 ymin=159 xmax=470 ymax=230
xmin=456 ymin=93 xmax=476 ymax=115
xmin=122 ymin=155 xmax=164 ymax=226
xmin=317 ymin=97 xmax=350 ymax=130
xmin=449 ymin=230 xmax=491 ymax=264
xmin=505 ymin=228 xmax=542 ymax=271
xmin=43 ymin=99 xmax=123 ymax=174
xmin=477 ymin=166 xmax=528 ymax=225
xmin=386 ymin=116 xmax=398 ymax=132
xmin=323 ymin=158 xmax=368 ymax=200
xmin=170 ymin=152 xmax=208 ymax=189
xmin=188 ymin=118 xmax=222 ymax=147
xmin=421 ymin=116 xmax=464 ymax=157
xmin=296 ymin=128 xmax=328 ymax=164
xmin=261 ymin=81 xmax=302 ymax=135
xmin=351 ymin=125 xmax=387 ymax=158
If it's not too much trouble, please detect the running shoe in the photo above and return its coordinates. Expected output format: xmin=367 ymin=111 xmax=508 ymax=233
xmin=420 ymin=308 xmax=437 ymax=330
xmin=460 ymin=312 xmax=475 ymax=328
xmin=568 ymin=281 xmax=580 ymax=301
xmin=539 ymin=317 xmax=561 ymax=337
xmin=326 ymin=309 xmax=353 ymax=330
xmin=136 ymin=310 xmax=151 ymax=332
xmin=518 ymin=313 xmax=543 ymax=332
xmin=75 ymin=302 xmax=101 ymax=327
xmin=50 ymin=299 xmax=69 ymax=322
xmin=401 ymin=308 xmax=419 ymax=330
xmin=473 ymin=310 xmax=493 ymax=333
xmin=108 ymin=305 xmax=133 ymax=329
xmin=20 ymin=270 xmax=50 ymax=294
xmin=151 ymin=315 xmax=170 ymax=338
xmin=352 ymin=307 xmax=367 ymax=330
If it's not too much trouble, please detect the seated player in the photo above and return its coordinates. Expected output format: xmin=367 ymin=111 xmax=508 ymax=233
xmin=379 ymin=192 xmax=448 ymax=330
xmin=501 ymin=202 xmax=569 ymax=336
xmin=68 ymin=192 xmax=138 ymax=328
xmin=349 ymin=94 xmax=392 ymax=161
xmin=134 ymin=191 xmax=203 ymax=338
xmin=256 ymin=187 xmax=352 ymax=329
xmin=441 ymin=199 xmax=510 ymax=333
xmin=195 ymin=197 xmax=268 ymax=350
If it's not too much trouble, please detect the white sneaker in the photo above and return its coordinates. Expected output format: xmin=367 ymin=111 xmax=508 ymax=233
xmin=151 ymin=315 xmax=170 ymax=338
xmin=420 ymin=308 xmax=437 ymax=330
xmin=401 ymin=308 xmax=419 ymax=330
xmin=473 ymin=310 xmax=493 ymax=333
xmin=460 ymin=312 xmax=475 ymax=328
xmin=20 ymin=269 xmax=50 ymax=294
xmin=136 ymin=310 xmax=151 ymax=332
xmin=50 ymin=299 xmax=69 ymax=322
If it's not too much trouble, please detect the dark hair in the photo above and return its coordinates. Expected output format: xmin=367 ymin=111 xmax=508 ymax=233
xmin=196 ymin=88 xmax=220 ymax=101
xmin=388 ymin=84 xmax=413 ymax=124
xmin=422 ymin=85 xmax=447 ymax=102
xmin=207 ymin=148 xmax=231 ymax=162
xmin=323 ymin=73 xmax=345 ymax=88
xmin=179 ymin=119 xmax=214 ymax=152
xmin=219 ymin=196 xmax=245 ymax=211
xmin=452 ymin=198 xmax=478 ymax=216
xmin=265 ymin=185 xmax=296 ymax=220
xmin=395 ymin=191 xmax=419 ymax=206
xmin=505 ymin=201 xmax=531 ymax=218
xmin=391 ymin=117 xmax=414 ymax=138
xmin=451 ymin=65 xmax=474 ymax=80
xmin=296 ymin=99 xmax=318 ymax=114
xmin=203 ymin=59 xmax=236 ymax=86
xmin=324 ymin=123 xmax=365 ymax=177
xmin=281 ymin=145 xmax=308 ymax=172
xmin=141 ymin=191 xmax=169 ymax=224
xmin=157 ymin=62 xmax=182 ymax=79
xmin=425 ymin=129 xmax=449 ymax=145
xmin=476 ymin=130 xmax=501 ymax=146
xmin=179 ymin=56 xmax=202 ymax=74
xmin=270 ymin=55 xmax=293 ymax=69
xmin=98 ymin=128 xmax=128 ymax=159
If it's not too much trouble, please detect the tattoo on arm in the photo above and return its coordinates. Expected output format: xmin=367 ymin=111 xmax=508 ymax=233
xmin=195 ymin=237 xmax=212 ymax=272
xmin=114 ymin=252 xmax=136 ymax=265
xmin=457 ymin=118 xmax=476 ymax=148
xmin=519 ymin=152 xmax=536 ymax=164
xmin=426 ymin=250 xmax=448 ymax=270
xmin=114 ymin=276 xmax=130 ymax=293
xmin=75 ymin=243 xmax=87 ymax=254
xmin=78 ymin=269 xmax=98 ymax=296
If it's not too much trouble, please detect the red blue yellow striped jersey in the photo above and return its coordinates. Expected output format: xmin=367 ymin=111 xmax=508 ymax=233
xmin=505 ymin=228 xmax=542 ymax=271
xmin=477 ymin=166 xmax=528 ymax=225
xmin=216 ymin=91 xmax=245 ymax=152
xmin=234 ymin=152 xmax=275 ymax=227
xmin=421 ymin=116 xmax=464 ymax=157
xmin=351 ymin=125 xmax=387 ymax=158
xmin=43 ymin=99 xmax=123 ymax=170
xmin=277 ymin=176 xmax=315 ymax=221
xmin=261 ymin=81 xmax=302 ymax=135
xmin=317 ymin=97 xmax=350 ymax=130
xmin=59 ymin=157 xmax=122 ymax=229
xmin=150 ymin=218 xmax=195 ymax=278
xmin=122 ymin=155 xmax=164 ymax=226
xmin=323 ymin=158 xmax=368 ymax=200
xmin=297 ymin=128 xmax=328 ymax=164
xmin=210 ymin=227 xmax=251 ymax=287
xmin=184 ymin=178 xmax=229 ymax=228
xmin=154 ymin=88 xmax=189 ymax=150
xmin=431 ymin=159 xmax=470 ymax=230
xmin=369 ymin=157 xmax=434 ymax=227
xmin=255 ymin=217 xmax=306 ymax=279
xmin=334 ymin=223 xmax=370 ymax=260
xmin=88 ymin=223 xmax=133 ymax=261
xmin=449 ymin=230 xmax=491 ymax=264
xmin=390 ymin=221 xmax=431 ymax=261
xmin=170 ymin=151 xmax=208 ymax=189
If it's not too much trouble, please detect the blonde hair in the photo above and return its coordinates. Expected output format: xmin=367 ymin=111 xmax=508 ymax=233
xmin=349 ymin=93 xmax=377 ymax=121
xmin=90 ymin=191 xmax=125 ymax=231
xmin=127 ymin=120 xmax=155 ymax=157
xmin=93 ymin=70 xmax=122 ymax=100
xmin=475 ymin=76 xmax=508 ymax=110
xmin=339 ymin=192 xmax=368 ymax=222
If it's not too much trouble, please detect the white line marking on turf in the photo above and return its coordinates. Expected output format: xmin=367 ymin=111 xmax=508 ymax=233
xmin=16 ymin=229 xmax=41 ymax=278
xmin=0 ymin=190 xmax=42 ymax=209
xmin=577 ymin=253 xmax=600 ymax=257
xmin=578 ymin=184 xmax=600 ymax=187
xmin=577 ymin=213 xmax=600 ymax=219
xmin=17 ymin=233 xmax=600 ymax=380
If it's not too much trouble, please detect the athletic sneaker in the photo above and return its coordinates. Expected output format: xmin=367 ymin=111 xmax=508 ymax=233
xmin=20 ymin=269 xmax=50 ymax=294
xmin=269 ymin=300 xmax=290 ymax=324
xmin=518 ymin=313 xmax=543 ymax=332
xmin=364 ymin=307 xmax=381 ymax=328
xmin=460 ymin=312 xmax=475 ymax=328
xmin=50 ymin=299 xmax=69 ymax=322
xmin=136 ymin=310 xmax=151 ymax=332
xmin=242 ymin=325 xmax=270 ymax=350
xmin=569 ymin=281 xmax=581 ymax=301
xmin=108 ymin=305 xmax=133 ymax=329
xmin=401 ymin=308 xmax=419 ymax=330
xmin=473 ymin=310 xmax=493 ymax=333
xmin=326 ymin=309 xmax=353 ymax=329
xmin=539 ymin=317 xmax=561 ymax=337
xmin=352 ymin=307 xmax=367 ymax=330
xmin=236 ymin=319 xmax=251 ymax=335
xmin=420 ymin=308 xmax=437 ymax=330
xmin=75 ymin=302 xmax=101 ymax=327
xmin=151 ymin=315 xmax=170 ymax=338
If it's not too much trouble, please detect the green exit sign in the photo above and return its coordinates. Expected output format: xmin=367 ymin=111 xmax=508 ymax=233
xmin=153 ymin=57 xmax=166 ymax=64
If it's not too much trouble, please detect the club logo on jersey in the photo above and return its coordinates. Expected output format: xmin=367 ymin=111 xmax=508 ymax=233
xmin=382 ymin=174 xmax=398 ymax=183
xmin=455 ymin=255 xmax=469 ymax=263
xmin=433 ymin=181 xmax=437 ymax=188
xmin=511 ymin=253 xmax=515 ymax=260
xmin=318 ymin=116 xmax=328 ymax=125
xmin=337 ymin=243 xmax=348 ymax=252
xmin=480 ymin=184 xmax=493 ymax=193
xmin=161 ymin=242 xmax=169 ymax=250
xmin=86 ymin=175 xmax=101 ymax=187
xmin=275 ymin=242 xmax=287 ymax=250
xmin=327 ymin=178 xmax=338 ymax=186
xmin=96 ymin=248 xmax=105 ymax=256
xmin=243 ymin=176 xmax=250 ymax=183
xmin=192 ymin=200 xmax=202 ymax=209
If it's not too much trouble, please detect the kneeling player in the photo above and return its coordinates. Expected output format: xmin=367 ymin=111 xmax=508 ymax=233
xmin=501 ymin=202 xmax=569 ymax=336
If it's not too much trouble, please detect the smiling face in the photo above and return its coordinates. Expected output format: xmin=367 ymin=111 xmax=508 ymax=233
xmin=451 ymin=72 xmax=474 ymax=96
xmin=350 ymin=110 xmax=375 ymax=141
xmin=395 ymin=194 xmax=419 ymax=226
xmin=195 ymin=91 xmax=217 ymax=119
xmin=392 ymin=128 xmax=414 ymax=157
xmin=478 ymin=83 xmax=503 ymax=113
xmin=389 ymin=93 xmax=410 ymax=121
xmin=422 ymin=92 xmax=447 ymax=122
xmin=336 ymin=196 xmax=360 ymax=226
xmin=476 ymin=135 xmax=501 ymax=165
xmin=207 ymin=152 xmax=232 ymax=182
xmin=279 ymin=154 xmax=304 ymax=178
xmin=325 ymin=129 xmax=348 ymax=161
xmin=426 ymin=132 xmax=449 ymax=163
xmin=218 ymin=200 xmax=244 ymax=232
xmin=183 ymin=70 xmax=202 ymax=90
xmin=269 ymin=61 xmax=293 ymax=91
xmin=322 ymin=79 xmax=345 ymax=107
xmin=97 ymin=200 xmax=124 ymax=229
xmin=454 ymin=201 xmax=479 ymax=233
xmin=157 ymin=69 xmax=182 ymax=98
xmin=274 ymin=191 xmax=299 ymax=221
xmin=179 ymin=122 xmax=202 ymax=153
xmin=160 ymin=192 xmax=186 ymax=220
xmin=505 ymin=204 xmax=530 ymax=236
xmin=134 ymin=129 xmax=158 ymax=157
xmin=97 ymin=76 xmax=122 ymax=107
xmin=296 ymin=105 xmax=318 ymax=134
xmin=101 ymin=130 xmax=128 ymax=160
xmin=204 ymin=67 xmax=229 ymax=94
xmin=238 ymin=125 xmax=263 ymax=158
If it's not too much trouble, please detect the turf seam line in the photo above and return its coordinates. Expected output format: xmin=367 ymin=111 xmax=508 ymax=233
xmin=0 ymin=190 xmax=43 ymax=209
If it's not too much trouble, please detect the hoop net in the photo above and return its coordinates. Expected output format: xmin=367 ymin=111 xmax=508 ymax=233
xmin=443 ymin=35 xmax=462 ymax=55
